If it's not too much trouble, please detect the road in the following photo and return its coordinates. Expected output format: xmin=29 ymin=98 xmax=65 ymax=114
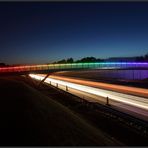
xmin=48 ymin=75 xmax=148 ymax=98
xmin=0 ymin=76 xmax=121 ymax=146
xmin=29 ymin=74 xmax=148 ymax=121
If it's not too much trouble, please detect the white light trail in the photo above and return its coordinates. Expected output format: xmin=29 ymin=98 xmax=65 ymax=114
xmin=29 ymin=74 xmax=148 ymax=111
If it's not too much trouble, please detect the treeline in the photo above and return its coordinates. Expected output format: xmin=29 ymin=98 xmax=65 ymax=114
xmin=0 ymin=53 xmax=148 ymax=66
xmin=53 ymin=57 xmax=104 ymax=64
xmin=53 ymin=53 xmax=148 ymax=64
xmin=0 ymin=63 xmax=7 ymax=67
xmin=135 ymin=53 xmax=148 ymax=62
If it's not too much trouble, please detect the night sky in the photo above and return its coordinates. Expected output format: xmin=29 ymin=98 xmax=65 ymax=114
xmin=0 ymin=2 xmax=148 ymax=64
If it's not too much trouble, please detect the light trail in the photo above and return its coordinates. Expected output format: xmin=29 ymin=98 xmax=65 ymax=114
xmin=29 ymin=74 xmax=148 ymax=111
xmin=48 ymin=75 xmax=148 ymax=98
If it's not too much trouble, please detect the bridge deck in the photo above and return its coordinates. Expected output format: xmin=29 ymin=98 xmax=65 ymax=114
xmin=0 ymin=62 xmax=148 ymax=75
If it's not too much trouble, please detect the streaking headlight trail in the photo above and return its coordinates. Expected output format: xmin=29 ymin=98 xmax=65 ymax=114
xmin=29 ymin=74 xmax=148 ymax=111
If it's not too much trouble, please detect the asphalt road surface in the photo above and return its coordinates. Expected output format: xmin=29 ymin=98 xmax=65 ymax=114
xmin=0 ymin=76 xmax=120 ymax=146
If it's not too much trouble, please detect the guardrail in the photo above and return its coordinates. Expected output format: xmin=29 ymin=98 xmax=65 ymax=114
xmin=0 ymin=62 xmax=148 ymax=73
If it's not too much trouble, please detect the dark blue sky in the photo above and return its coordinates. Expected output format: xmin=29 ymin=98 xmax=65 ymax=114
xmin=0 ymin=2 xmax=148 ymax=64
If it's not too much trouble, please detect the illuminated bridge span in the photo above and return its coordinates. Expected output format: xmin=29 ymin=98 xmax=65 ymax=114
xmin=0 ymin=62 xmax=148 ymax=75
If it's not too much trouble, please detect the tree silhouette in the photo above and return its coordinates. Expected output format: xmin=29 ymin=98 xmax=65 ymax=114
xmin=0 ymin=63 xmax=6 ymax=67
xmin=67 ymin=58 xmax=74 ymax=63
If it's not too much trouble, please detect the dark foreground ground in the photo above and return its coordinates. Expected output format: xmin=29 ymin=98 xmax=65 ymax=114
xmin=0 ymin=76 xmax=121 ymax=146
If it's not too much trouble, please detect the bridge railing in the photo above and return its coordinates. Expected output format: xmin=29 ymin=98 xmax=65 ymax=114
xmin=0 ymin=62 xmax=148 ymax=73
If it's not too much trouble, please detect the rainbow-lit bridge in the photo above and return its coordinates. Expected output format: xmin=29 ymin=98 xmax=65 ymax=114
xmin=0 ymin=62 xmax=148 ymax=75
